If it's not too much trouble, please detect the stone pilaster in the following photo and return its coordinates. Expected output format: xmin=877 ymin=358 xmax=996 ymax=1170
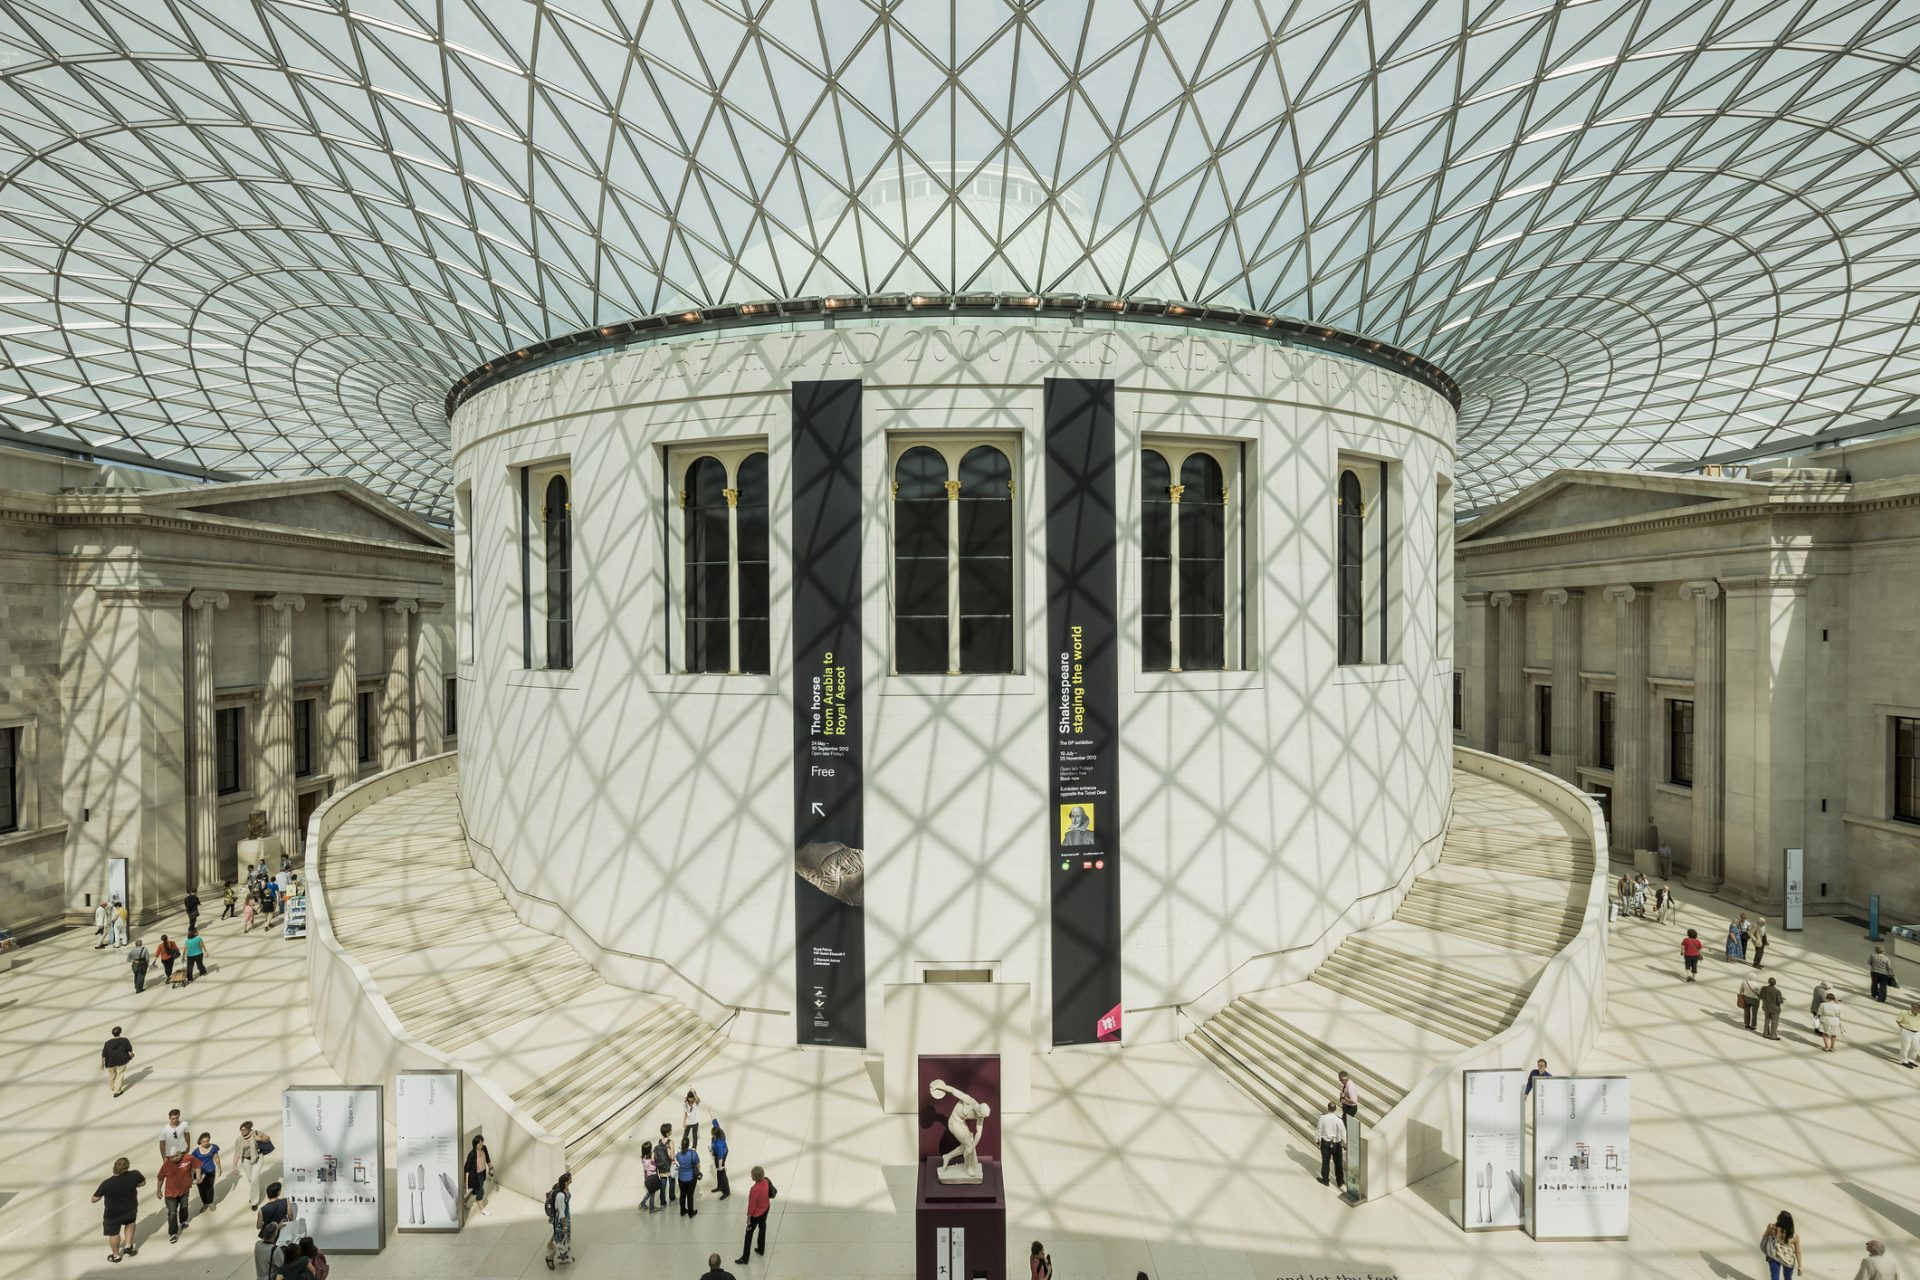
xmin=324 ymin=597 xmax=367 ymax=785
xmin=1604 ymin=584 xmax=1651 ymax=862
xmin=1543 ymin=588 xmax=1583 ymax=785
xmin=186 ymin=590 xmax=228 ymax=891
xmin=382 ymin=598 xmax=418 ymax=770
xmin=1681 ymin=579 xmax=1725 ymax=890
xmin=256 ymin=593 xmax=305 ymax=857
xmin=1459 ymin=591 xmax=1495 ymax=750
xmin=1491 ymin=591 xmax=1528 ymax=760
xmin=412 ymin=602 xmax=446 ymax=756
xmin=1720 ymin=575 xmax=1815 ymax=909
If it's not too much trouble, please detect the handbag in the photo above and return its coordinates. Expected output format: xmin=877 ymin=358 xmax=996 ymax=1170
xmin=1736 ymin=992 xmax=1749 ymax=1010
xmin=256 ymin=1136 xmax=274 ymax=1155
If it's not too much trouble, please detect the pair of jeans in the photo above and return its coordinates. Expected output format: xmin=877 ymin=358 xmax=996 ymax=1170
xmin=1871 ymin=971 xmax=1890 ymax=1002
xmin=678 ymin=1181 xmax=696 ymax=1215
xmin=1767 ymin=1260 xmax=1794 ymax=1280
xmin=1318 ymin=1139 xmax=1345 ymax=1185
xmin=1743 ymin=1001 xmax=1758 ymax=1030
xmin=166 ymin=1194 xmax=190 ymax=1237
xmin=740 ymin=1213 xmax=767 ymax=1259
xmin=197 ymin=1170 xmax=215 ymax=1206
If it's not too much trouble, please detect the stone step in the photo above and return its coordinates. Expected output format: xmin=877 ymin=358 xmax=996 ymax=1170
xmin=1391 ymin=903 xmax=1570 ymax=957
xmin=562 ymin=1026 xmax=730 ymax=1172
xmin=1307 ymin=968 xmax=1485 ymax=1046
xmin=1311 ymin=947 xmax=1517 ymax=1043
xmin=1331 ymin=935 xmax=1531 ymax=1011
xmin=389 ymin=959 xmax=603 ymax=1048
xmin=1212 ymin=1001 xmax=1404 ymax=1123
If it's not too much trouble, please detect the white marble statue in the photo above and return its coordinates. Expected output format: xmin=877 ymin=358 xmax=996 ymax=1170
xmin=929 ymin=1079 xmax=991 ymax=1184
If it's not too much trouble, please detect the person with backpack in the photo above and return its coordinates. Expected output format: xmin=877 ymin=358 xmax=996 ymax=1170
xmin=676 ymin=1137 xmax=701 ymax=1216
xmin=657 ymin=1122 xmax=678 ymax=1205
xmin=235 ymin=1121 xmax=272 ymax=1209
xmin=543 ymin=1172 xmax=573 ymax=1269
xmin=128 ymin=938 xmax=151 ymax=993
xmin=254 ymin=1183 xmax=292 ymax=1280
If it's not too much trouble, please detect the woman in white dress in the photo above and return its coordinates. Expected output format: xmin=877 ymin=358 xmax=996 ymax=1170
xmin=1818 ymin=990 xmax=1844 ymax=1052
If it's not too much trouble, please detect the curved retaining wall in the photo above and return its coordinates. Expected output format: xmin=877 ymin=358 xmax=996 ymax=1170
xmin=302 ymin=753 xmax=569 ymax=1198
xmin=1359 ymin=746 xmax=1610 ymax=1196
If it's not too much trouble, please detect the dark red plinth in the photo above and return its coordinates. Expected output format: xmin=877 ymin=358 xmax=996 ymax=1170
xmin=915 ymin=1157 xmax=1005 ymax=1280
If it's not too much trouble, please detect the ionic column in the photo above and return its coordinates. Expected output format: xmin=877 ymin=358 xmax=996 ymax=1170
xmin=1682 ymin=579 xmax=1726 ymax=890
xmin=1491 ymin=591 xmax=1528 ymax=760
xmin=256 ymin=593 xmax=305 ymax=858
xmin=187 ymin=590 xmax=228 ymax=891
xmin=1542 ymin=588 xmax=1583 ymax=785
xmin=382 ymin=598 xmax=418 ymax=769
xmin=1604 ymin=584 xmax=1651 ymax=861
xmin=324 ymin=597 xmax=367 ymax=784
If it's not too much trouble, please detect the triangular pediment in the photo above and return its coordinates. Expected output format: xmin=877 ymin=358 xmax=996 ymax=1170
xmin=149 ymin=478 xmax=449 ymax=548
xmin=1458 ymin=469 xmax=1769 ymax=542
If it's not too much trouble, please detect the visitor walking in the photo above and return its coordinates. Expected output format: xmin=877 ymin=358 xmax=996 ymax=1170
xmin=254 ymin=1182 xmax=291 ymax=1280
xmin=95 ymin=902 xmax=110 ymax=949
xmin=1315 ymin=1101 xmax=1347 ymax=1187
xmin=735 ymin=1165 xmax=775 ymax=1265
xmin=235 ymin=1121 xmax=268 ymax=1208
xmin=711 ymin=1119 xmax=731 ymax=1199
xmin=113 ymin=900 xmax=129 ymax=946
xmin=1853 ymin=1239 xmax=1898 ymax=1280
xmin=158 ymin=1147 xmax=197 ymax=1242
xmin=658 ymin=1123 xmax=678 ymax=1204
xmin=1683 ymin=929 xmax=1704 ymax=981
xmin=155 ymin=934 xmax=180 ymax=983
xmin=1751 ymin=917 xmax=1770 ymax=968
xmin=92 ymin=1155 xmax=145 ymax=1262
xmin=242 ymin=893 xmax=258 ymax=932
xmin=1870 ymin=946 xmax=1895 ymax=1003
xmin=463 ymin=1134 xmax=492 ymax=1217
xmin=1740 ymin=974 xmax=1763 ymax=1032
xmin=683 ymin=1089 xmax=705 ymax=1151
xmin=676 ymin=1137 xmax=701 ymax=1216
xmin=184 ymin=927 xmax=209 ymax=981
xmin=184 ymin=890 xmax=200 ymax=931
xmin=1819 ymin=990 xmax=1846 ymax=1053
xmin=102 ymin=1026 xmax=134 ymax=1097
xmin=1525 ymin=1058 xmax=1551 ymax=1092
xmin=1761 ymin=978 xmax=1785 ymax=1040
xmin=1726 ymin=914 xmax=1748 ymax=962
xmin=159 ymin=1108 xmax=192 ymax=1160
xmin=1658 ymin=883 xmax=1676 ymax=924
xmin=640 ymin=1141 xmax=662 ymax=1212
xmin=1030 ymin=1241 xmax=1054 ymax=1280
xmin=543 ymin=1172 xmax=573 ymax=1269
xmin=1761 ymin=1210 xmax=1803 ymax=1280
xmin=1898 ymin=1000 xmax=1920 ymax=1069
xmin=222 ymin=883 xmax=238 ymax=919
xmin=190 ymin=1132 xmax=221 ymax=1210
xmin=128 ymin=938 xmax=150 ymax=992
xmin=1338 ymin=1071 xmax=1360 ymax=1118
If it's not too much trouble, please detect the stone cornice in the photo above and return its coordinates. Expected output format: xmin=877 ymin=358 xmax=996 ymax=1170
xmin=1455 ymin=487 xmax=1920 ymax=557
xmin=95 ymin=585 xmax=190 ymax=607
xmin=39 ymin=507 xmax=451 ymax=563
xmin=1719 ymin=574 xmax=1815 ymax=595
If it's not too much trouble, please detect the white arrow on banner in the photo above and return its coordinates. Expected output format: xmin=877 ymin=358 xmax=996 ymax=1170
xmin=809 ymin=801 xmax=824 ymax=816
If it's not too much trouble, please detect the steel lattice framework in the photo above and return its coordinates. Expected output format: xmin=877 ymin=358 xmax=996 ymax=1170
xmin=0 ymin=0 xmax=1916 ymax=519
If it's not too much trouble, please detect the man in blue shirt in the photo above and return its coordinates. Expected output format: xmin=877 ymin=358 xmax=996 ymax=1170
xmin=676 ymin=1140 xmax=700 ymax=1217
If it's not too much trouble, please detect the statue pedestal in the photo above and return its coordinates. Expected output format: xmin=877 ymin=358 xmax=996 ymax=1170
xmin=916 ymin=1157 xmax=1004 ymax=1280
xmin=237 ymin=835 xmax=282 ymax=873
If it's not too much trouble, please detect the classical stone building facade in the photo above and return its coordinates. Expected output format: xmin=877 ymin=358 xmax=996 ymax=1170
xmin=1454 ymin=432 xmax=1920 ymax=922
xmin=0 ymin=445 xmax=453 ymax=935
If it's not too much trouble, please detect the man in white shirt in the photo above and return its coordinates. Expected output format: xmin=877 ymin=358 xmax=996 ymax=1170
xmin=1314 ymin=1102 xmax=1347 ymax=1188
xmin=158 ymin=1109 xmax=191 ymax=1161
xmin=94 ymin=903 xmax=109 ymax=949
xmin=1854 ymin=1239 xmax=1898 ymax=1280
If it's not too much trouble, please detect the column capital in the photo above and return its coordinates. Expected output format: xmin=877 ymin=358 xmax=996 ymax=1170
xmin=325 ymin=595 xmax=368 ymax=614
xmin=1679 ymin=579 xmax=1721 ymax=603
xmin=1602 ymin=583 xmax=1646 ymax=604
xmin=187 ymin=589 xmax=229 ymax=611
xmin=384 ymin=597 xmax=419 ymax=615
xmin=255 ymin=592 xmax=306 ymax=613
xmin=1542 ymin=587 xmax=1584 ymax=606
xmin=1489 ymin=590 xmax=1526 ymax=609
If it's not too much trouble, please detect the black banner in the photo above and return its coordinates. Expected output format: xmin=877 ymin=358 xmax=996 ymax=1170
xmin=1044 ymin=377 xmax=1123 ymax=1046
xmin=791 ymin=379 xmax=867 ymax=1047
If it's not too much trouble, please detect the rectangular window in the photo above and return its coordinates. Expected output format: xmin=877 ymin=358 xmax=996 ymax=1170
xmin=671 ymin=446 xmax=771 ymax=676
xmin=356 ymin=690 xmax=376 ymax=764
xmin=1452 ymin=672 xmax=1463 ymax=733
xmin=1335 ymin=455 xmax=1395 ymax=665
xmin=454 ymin=483 xmax=473 ymax=664
xmin=215 ymin=707 xmax=243 ymax=795
xmin=1595 ymin=691 xmax=1615 ymax=769
xmin=0 ymin=726 xmax=18 ymax=834
xmin=1669 ymin=699 xmax=1694 ymax=786
xmin=1535 ymin=684 xmax=1553 ymax=757
xmin=1895 ymin=716 xmax=1920 ymax=824
xmin=445 ymin=677 xmax=459 ymax=738
xmin=293 ymin=699 xmax=314 ymax=777
xmin=889 ymin=437 xmax=1019 ymax=675
xmin=1142 ymin=443 xmax=1239 ymax=672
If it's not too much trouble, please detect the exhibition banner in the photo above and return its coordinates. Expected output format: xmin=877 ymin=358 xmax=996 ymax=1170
xmin=1462 ymin=1068 xmax=1527 ymax=1230
xmin=1532 ymin=1076 xmax=1630 ymax=1240
xmin=791 ymin=378 xmax=867 ymax=1048
xmin=395 ymin=1070 xmax=462 ymax=1232
xmin=281 ymin=1085 xmax=384 ymax=1252
xmin=1043 ymin=377 xmax=1122 ymax=1046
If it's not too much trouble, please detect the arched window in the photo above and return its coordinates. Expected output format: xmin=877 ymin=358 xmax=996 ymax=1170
xmin=543 ymin=473 xmax=572 ymax=669
xmin=1337 ymin=468 xmax=1364 ymax=665
xmin=957 ymin=445 xmax=1013 ymax=672
xmin=892 ymin=446 xmax=949 ymax=674
xmin=1140 ymin=450 xmax=1173 ymax=671
xmin=736 ymin=453 xmax=770 ymax=675
xmin=683 ymin=456 xmax=729 ymax=673
xmin=1178 ymin=453 xmax=1226 ymax=671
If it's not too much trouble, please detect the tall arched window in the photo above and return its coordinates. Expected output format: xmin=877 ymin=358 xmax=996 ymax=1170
xmin=684 ymin=456 xmax=729 ymax=673
xmin=543 ymin=473 xmax=572 ymax=669
xmin=957 ymin=445 xmax=1013 ymax=672
xmin=1337 ymin=468 xmax=1364 ymax=665
xmin=1140 ymin=450 xmax=1173 ymax=671
xmin=892 ymin=446 xmax=949 ymax=674
xmin=1178 ymin=453 xmax=1226 ymax=671
xmin=736 ymin=453 xmax=770 ymax=675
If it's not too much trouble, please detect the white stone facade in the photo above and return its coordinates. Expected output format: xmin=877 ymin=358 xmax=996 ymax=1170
xmin=1454 ymin=433 xmax=1920 ymax=921
xmin=452 ymin=319 xmax=1457 ymax=1045
xmin=0 ymin=447 xmax=454 ymax=934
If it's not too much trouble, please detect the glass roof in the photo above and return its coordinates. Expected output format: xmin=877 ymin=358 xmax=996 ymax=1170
xmin=0 ymin=0 xmax=1915 ymax=520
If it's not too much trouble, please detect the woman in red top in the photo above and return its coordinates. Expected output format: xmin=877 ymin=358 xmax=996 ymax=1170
xmin=734 ymin=1166 xmax=776 ymax=1265
xmin=1030 ymin=1241 xmax=1053 ymax=1280
xmin=1682 ymin=928 xmax=1704 ymax=982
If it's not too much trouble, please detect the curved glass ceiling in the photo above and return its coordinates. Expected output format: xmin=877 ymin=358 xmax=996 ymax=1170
xmin=0 ymin=1 xmax=1916 ymax=520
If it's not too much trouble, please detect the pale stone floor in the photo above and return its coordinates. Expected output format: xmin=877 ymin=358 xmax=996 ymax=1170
xmin=1 ymin=880 xmax=1917 ymax=1280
